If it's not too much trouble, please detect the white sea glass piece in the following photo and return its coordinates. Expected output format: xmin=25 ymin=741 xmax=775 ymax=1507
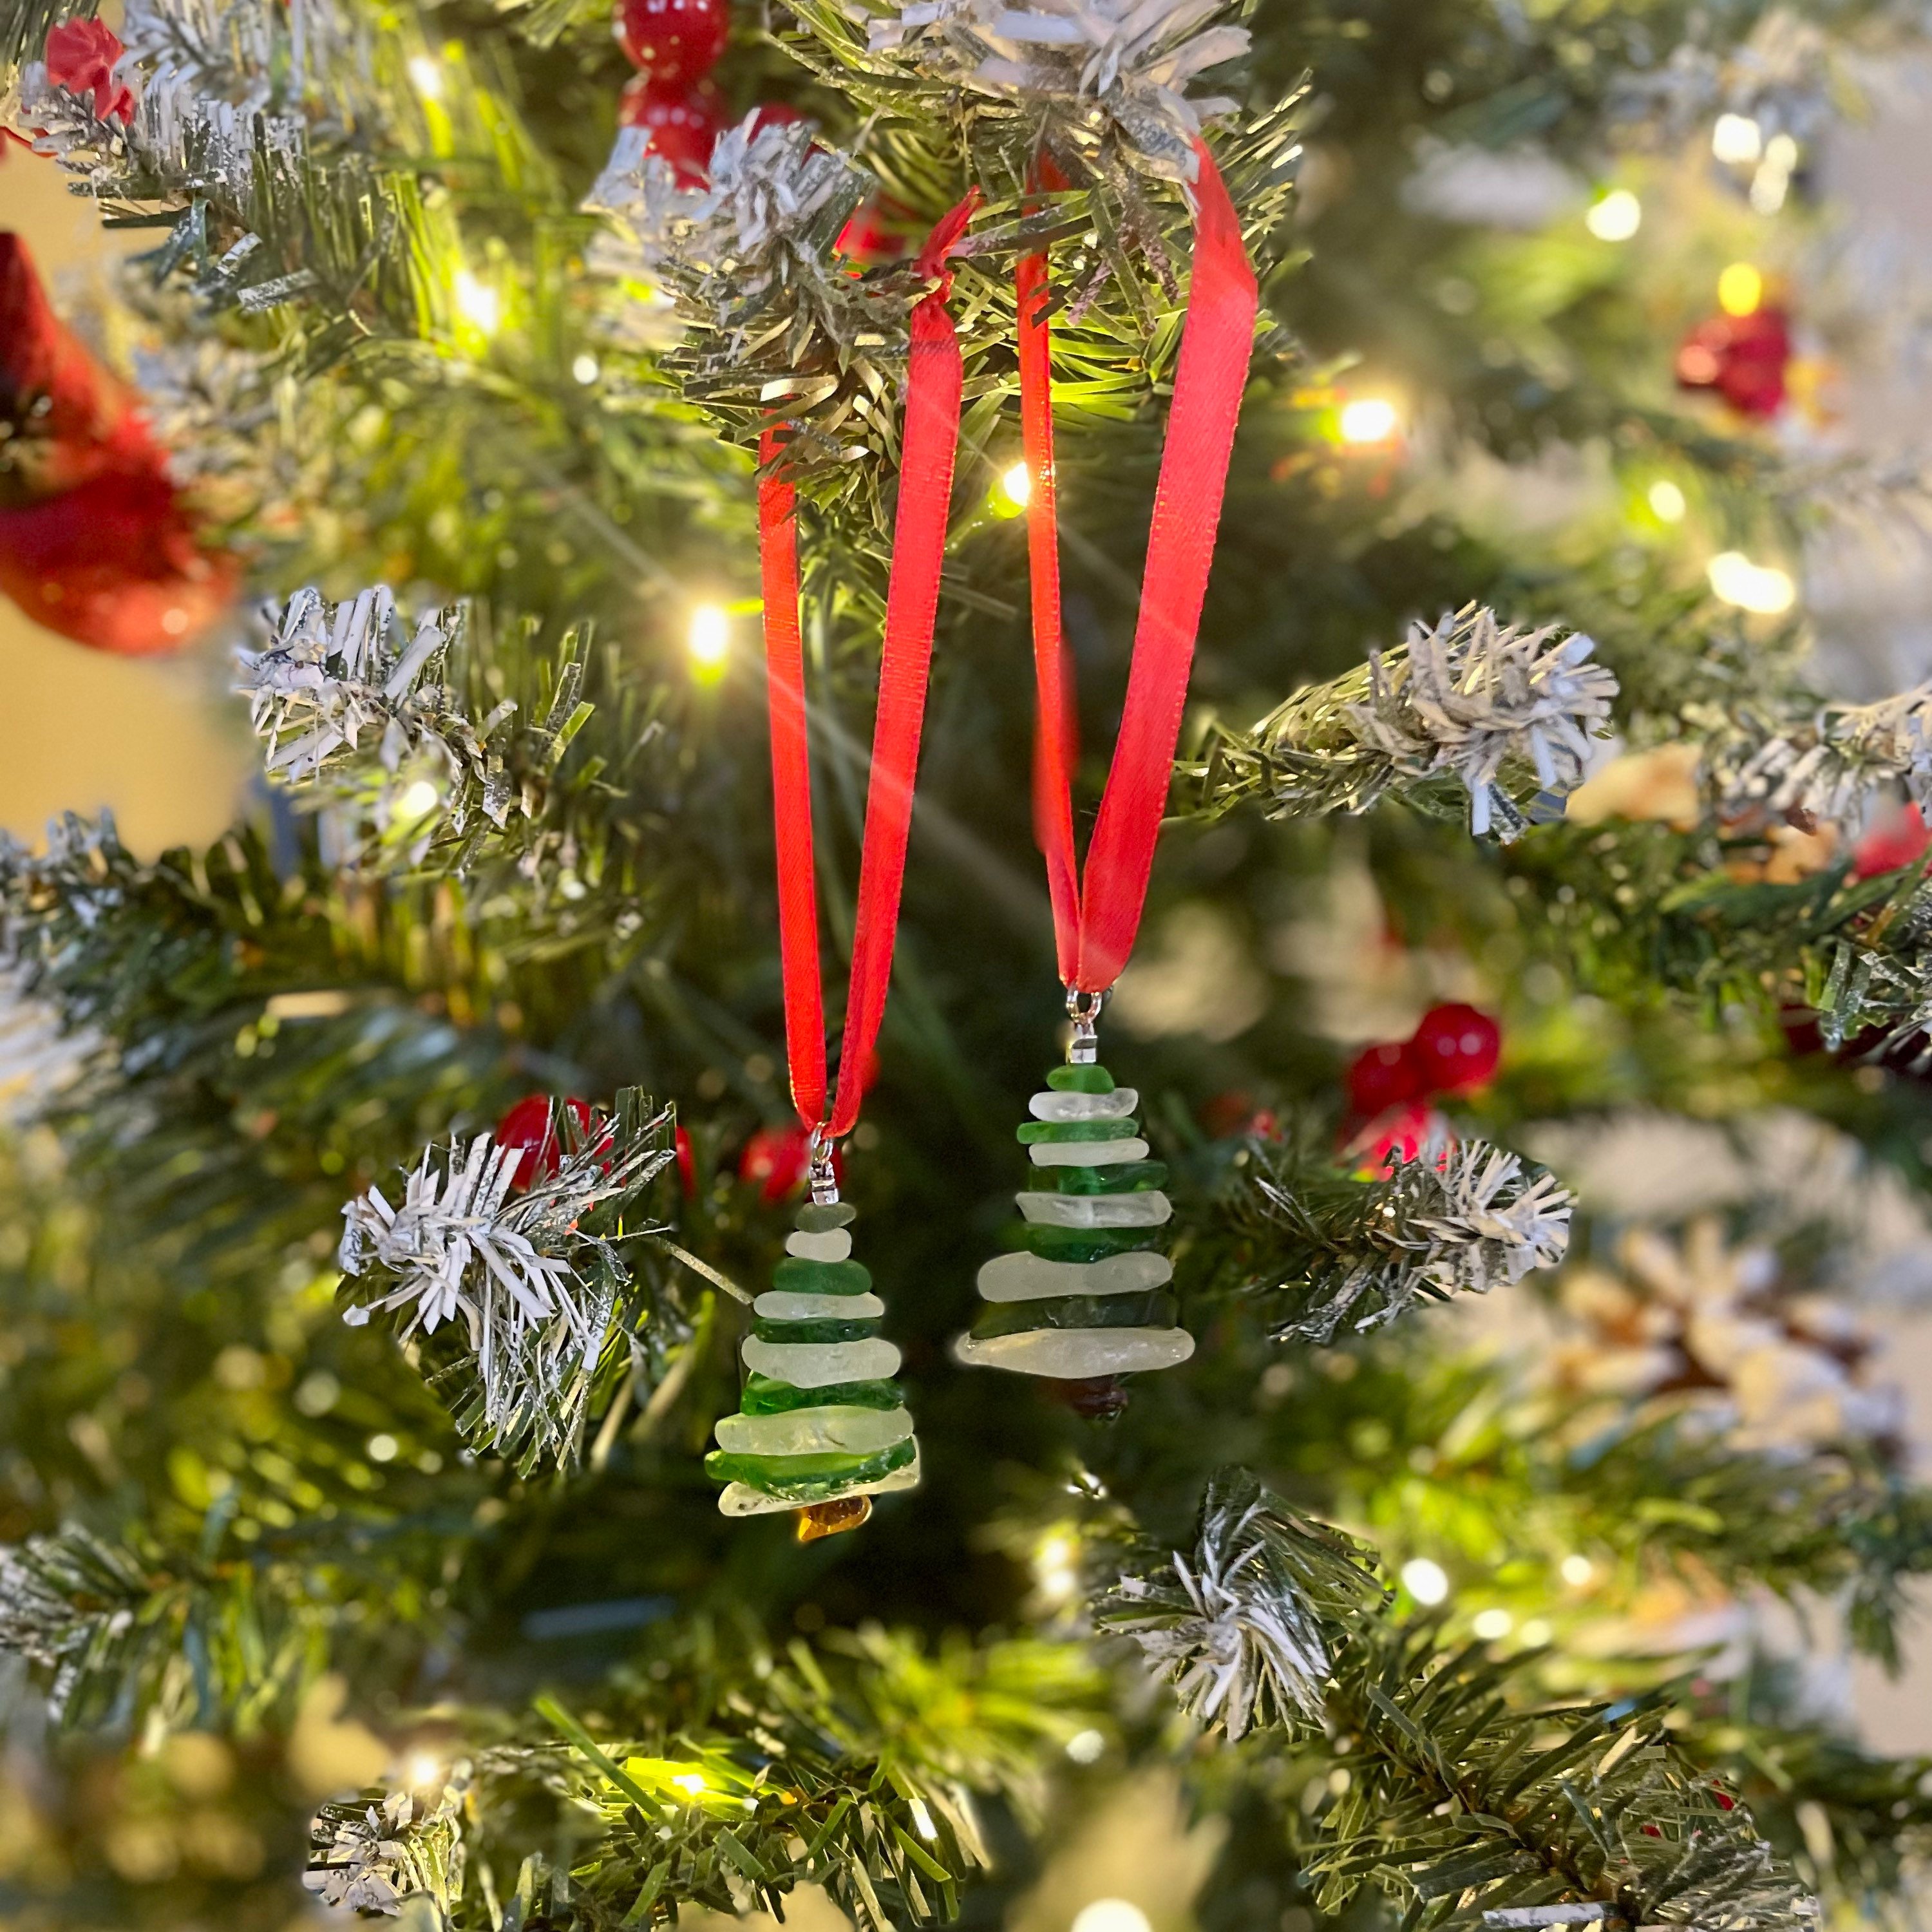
xmin=1029 ymin=1088 xmax=1139 ymax=1122
xmin=754 ymin=1291 xmax=886 ymax=1321
xmin=714 ymin=1404 xmax=914 ymax=1455
xmin=1017 ymin=1189 xmax=1171 ymax=1228
xmin=977 ymin=1249 xmax=1173 ymax=1301
xmin=785 ymin=1229 xmax=853 ymax=1262
xmin=1029 ymin=1137 xmax=1149 ymax=1167
xmin=742 ymin=1335 xmax=902 ymax=1387
xmin=953 ymin=1326 xmax=1195 ymax=1377
xmin=717 ymin=1446 xmax=922 ymax=1515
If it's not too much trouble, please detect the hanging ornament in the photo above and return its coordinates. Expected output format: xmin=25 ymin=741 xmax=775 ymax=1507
xmin=1674 ymin=305 xmax=1792 ymax=420
xmin=1407 ymin=1003 xmax=1501 ymax=1095
xmin=952 ymin=146 xmax=1258 ymax=1411
xmin=706 ymin=196 xmax=978 ymax=1537
xmin=0 ymin=464 xmax=238 ymax=655
xmin=1338 ymin=1003 xmax=1501 ymax=1175
xmin=614 ymin=0 xmax=729 ymax=88
xmin=618 ymin=76 xmax=725 ymax=187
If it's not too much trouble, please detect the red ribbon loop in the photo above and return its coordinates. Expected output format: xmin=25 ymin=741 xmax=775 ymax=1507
xmin=1020 ymin=144 xmax=1257 ymax=994
xmin=761 ymin=193 xmax=979 ymax=1141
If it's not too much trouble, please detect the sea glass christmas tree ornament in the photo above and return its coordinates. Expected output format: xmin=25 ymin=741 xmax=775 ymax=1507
xmin=956 ymin=994 xmax=1192 ymax=1410
xmin=707 ymin=1136 xmax=919 ymax=1535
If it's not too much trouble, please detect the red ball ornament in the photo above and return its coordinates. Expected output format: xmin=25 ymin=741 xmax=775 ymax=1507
xmin=495 ymin=1094 xmax=602 ymax=1190
xmin=1407 ymin=1003 xmax=1501 ymax=1096
xmin=0 ymin=464 xmax=238 ymax=656
xmin=1346 ymin=1039 xmax=1420 ymax=1119
xmin=618 ymin=77 xmax=724 ymax=187
xmin=1346 ymin=1100 xmax=1441 ymax=1179
xmin=1674 ymin=306 xmax=1792 ymax=421
xmin=614 ymin=0 xmax=728 ymax=87
xmin=674 ymin=1121 xmax=697 ymax=1197
xmin=737 ymin=1122 xmax=841 ymax=1206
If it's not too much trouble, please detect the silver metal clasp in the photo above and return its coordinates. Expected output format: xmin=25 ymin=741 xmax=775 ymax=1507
xmin=807 ymin=1124 xmax=840 ymax=1204
xmin=1066 ymin=987 xmax=1106 ymax=1065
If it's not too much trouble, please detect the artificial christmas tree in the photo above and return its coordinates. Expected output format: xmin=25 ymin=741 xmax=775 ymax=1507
xmin=6 ymin=0 xmax=1932 ymax=1925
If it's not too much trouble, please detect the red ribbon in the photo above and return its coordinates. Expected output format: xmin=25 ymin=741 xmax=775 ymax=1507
xmin=1020 ymin=144 xmax=1257 ymax=994
xmin=760 ymin=193 xmax=980 ymax=1141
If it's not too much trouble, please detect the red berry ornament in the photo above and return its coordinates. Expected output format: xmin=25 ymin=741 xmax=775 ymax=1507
xmin=619 ymin=77 xmax=724 ymax=187
xmin=0 ymin=464 xmax=238 ymax=656
xmin=675 ymin=1122 xmax=697 ymax=1196
xmin=495 ymin=1095 xmax=601 ymax=1190
xmin=44 ymin=19 xmax=135 ymax=124
xmin=614 ymin=0 xmax=728 ymax=86
xmin=1346 ymin=1039 xmax=1419 ymax=1119
xmin=837 ymin=194 xmax=914 ymax=268
xmin=1674 ymin=307 xmax=1792 ymax=421
xmin=1853 ymin=804 xmax=1931 ymax=881
xmin=1408 ymin=1003 xmax=1501 ymax=1095
xmin=737 ymin=1122 xmax=841 ymax=1205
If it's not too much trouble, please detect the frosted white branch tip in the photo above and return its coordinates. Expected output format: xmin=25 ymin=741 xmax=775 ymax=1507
xmin=862 ymin=0 xmax=1249 ymax=179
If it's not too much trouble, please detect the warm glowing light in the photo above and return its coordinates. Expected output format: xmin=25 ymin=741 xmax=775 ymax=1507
xmin=408 ymin=55 xmax=444 ymax=99
xmin=453 ymin=270 xmax=501 ymax=336
xmin=1752 ymin=134 xmax=1799 ymax=214
xmin=1718 ymin=261 xmax=1764 ymax=316
xmin=1520 ymin=1620 xmax=1552 ymax=1646
xmin=687 ymin=603 xmax=730 ymax=677
xmin=404 ymin=1751 xmax=444 ymax=1789
xmin=393 ymin=780 xmax=439 ymax=822
xmin=1708 ymin=550 xmax=1796 ymax=614
xmin=1065 ymin=1728 xmax=1106 ymax=1764
xmin=1560 ymin=1553 xmax=1595 ymax=1586
xmin=1033 ymin=1531 xmax=1080 ymax=1604
xmin=998 ymin=460 xmax=1032 ymax=509
xmin=1711 ymin=113 xmax=1763 ymax=166
xmin=1647 ymin=479 xmax=1687 ymax=522
xmin=672 ymin=1772 xmax=710 ymax=1797
xmin=572 ymin=352 xmax=600 ymax=384
xmin=1472 ymin=1607 xmax=1513 ymax=1640
xmin=1584 ymin=189 xmax=1642 ymax=241
xmin=1070 ymin=1901 xmax=1152 ymax=1932
xmin=1338 ymin=397 xmax=1399 ymax=444
xmin=1401 ymin=1557 xmax=1450 ymax=1605
xmin=366 ymin=1432 xmax=400 ymax=1463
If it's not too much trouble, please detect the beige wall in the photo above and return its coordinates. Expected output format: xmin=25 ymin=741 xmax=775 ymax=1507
xmin=0 ymin=149 xmax=245 ymax=856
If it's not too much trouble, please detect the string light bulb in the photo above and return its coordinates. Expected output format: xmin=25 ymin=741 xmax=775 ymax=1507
xmin=1560 ymin=1553 xmax=1595 ymax=1586
xmin=1338 ymin=397 xmax=1399 ymax=445
xmin=1711 ymin=113 xmax=1763 ymax=166
xmin=1585 ymin=189 xmax=1642 ymax=241
xmin=452 ymin=270 xmax=500 ymax=337
xmin=1717 ymin=262 xmax=1764 ymax=317
xmin=393 ymin=779 xmax=439 ymax=822
xmin=1472 ymin=1607 xmax=1513 ymax=1640
xmin=1708 ymin=551 xmax=1795 ymax=614
xmin=998 ymin=460 xmax=1032 ymax=510
xmin=687 ymin=603 xmax=730 ymax=678
xmin=1647 ymin=480 xmax=1687 ymax=524
xmin=1400 ymin=1557 xmax=1450 ymax=1604
xmin=1070 ymin=1902 xmax=1151 ymax=1932
xmin=403 ymin=1750 xmax=444 ymax=1789
xmin=407 ymin=55 xmax=444 ymax=99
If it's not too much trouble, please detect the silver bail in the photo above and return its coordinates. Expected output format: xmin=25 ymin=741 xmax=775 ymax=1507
xmin=1066 ymin=987 xmax=1106 ymax=1065
xmin=807 ymin=1124 xmax=840 ymax=1204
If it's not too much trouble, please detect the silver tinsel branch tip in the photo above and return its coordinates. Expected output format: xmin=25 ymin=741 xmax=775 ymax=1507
xmin=1715 ymin=683 xmax=1932 ymax=829
xmin=1400 ymin=1136 xmax=1575 ymax=1296
xmin=1099 ymin=1472 xmax=1383 ymax=1741
xmin=338 ymin=1097 xmax=676 ymax=1459
xmin=1351 ymin=607 xmax=1618 ymax=838
xmin=1217 ymin=605 xmax=1617 ymax=839
xmin=863 ymin=0 xmax=1248 ymax=179
xmin=306 ymin=1774 xmax=468 ymax=1918
xmin=236 ymin=584 xmax=518 ymax=833
xmin=585 ymin=112 xmax=867 ymax=282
